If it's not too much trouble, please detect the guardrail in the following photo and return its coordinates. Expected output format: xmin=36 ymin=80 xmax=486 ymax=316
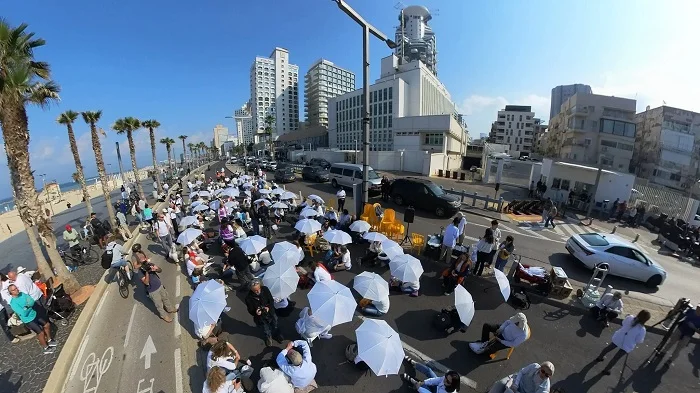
xmin=440 ymin=186 xmax=505 ymax=212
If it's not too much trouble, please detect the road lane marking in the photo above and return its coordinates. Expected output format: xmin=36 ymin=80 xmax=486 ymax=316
xmin=94 ymin=289 xmax=108 ymax=318
xmin=174 ymin=307 xmax=182 ymax=338
xmin=356 ymin=315 xmax=478 ymax=389
xmin=80 ymin=346 xmax=113 ymax=393
xmin=68 ymin=334 xmax=90 ymax=381
xmin=175 ymin=274 xmax=181 ymax=297
xmin=124 ymin=303 xmax=137 ymax=347
xmin=174 ymin=348 xmax=183 ymax=393
xmin=140 ymin=335 xmax=157 ymax=369
xmin=551 ymin=225 xmax=565 ymax=236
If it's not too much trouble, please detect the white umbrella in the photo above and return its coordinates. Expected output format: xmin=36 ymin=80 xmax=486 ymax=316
xmin=195 ymin=180 xmax=203 ymax=186
xmin=349 ymin=220 xmax=371 ymax=233
xmin=295 ymin=219 xmax=322 ymax=234
xmin=239 ymin=235 xmax=268 ymax=255
xmin=209 ymin=199 xmax=221 ymax=211
xmin=243 ymin=190 xmax=252 ymax=197
xmin=271 ymin=241 xmax=303 ymax=266
xmin=454 ymin=285 xmax=475 ymax=327
xmin=189 ymin=192 xmax=200 ymax=199
xmin=272 ymin=188 xmax=286 ymax=195
xmin=308 ymin=194 xmax=324 ymax=204
xmin=198 ymin=191 xmax=211 ymax=198
xmin=262 ymin=262 xmax=299 ymax=299
xmin=242 ymin=182 xmax=254 ymax=189
xmin=192 ymin=204 xmax=210 ymax=212
xmin=177 ymin=228 xmax=203 ymax=245
xmin=191 ymin=200 xmax=205 ymax=208
xmin=224 ymin=201 xmax=238 ymax=209
xmin=381 ymin=239 xmax=405 ymax=259
xmin=323 ymin=229 xmax=352 ymax=245
xmin=253 ymin=199 xmax=271 ymax=206
xmin=355 ymin=319 xmax=404 ymax=376
xmin=362 ymin=232 xmax=387 ymax=242
xmin=213 ymin=189 xmax=224 ymax=196
xmin=189 ymin=280 xmax=227 ymax=328
xmin=240 ymin=175 xmax=251 ymax=181
xmin=281 ymin=191 xmax=298 ymax=200
xmin=307 ymin=280 xmax=357 ymax=327
xmin=221 ymin=188 xmax=240 ymax=198
xmin=258 ymin=189 xmax=272 ymax=194
xmin=494 ymin=268 xmax=511 ymax=302
xmin=179 ymin=216 xmax=199 ymax=227
xmin=271 ymin=201 xmax=289 ymax=209
xmin=389 ymin=255 xmax=423 ymax=283
xmin=353 ymin=272 xmax=389 ymax=301
xmin=299 ymin=208 xmax=319 ymax=218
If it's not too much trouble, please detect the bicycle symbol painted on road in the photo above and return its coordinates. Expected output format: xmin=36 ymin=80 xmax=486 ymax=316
xmin=80 ymin=346 xmax=114 ymax=393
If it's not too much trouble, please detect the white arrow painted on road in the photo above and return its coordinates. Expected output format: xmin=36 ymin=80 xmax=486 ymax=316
xmin=140 ymin=335 xmax=157 ymax=370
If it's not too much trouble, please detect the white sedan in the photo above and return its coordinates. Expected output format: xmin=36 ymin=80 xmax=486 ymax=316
xmin=565 ymin=233 xmax=667 ymax=287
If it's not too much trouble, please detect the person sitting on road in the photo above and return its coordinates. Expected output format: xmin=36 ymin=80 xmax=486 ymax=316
xmin=338 ymin=209 xmax=352 ymax=230
xmin=359 ymin=241 xmax=383 ymax=267
xmin=195 ymin=318 xmax=223 ymax=348
xmin=442 ymin=253 xmax=471 ymax=295
xmin=7 ymin=284 xmax=57 ymax=354
xmin=276 ymin=340 xmax=318 ymax=392
xmin=487 ymin=361 xmax=554 ymax=393
xmin=329 ymin=245 xmax=351 ymax=271
xmin=295 ymin=306 xmax=332 ymax=346
xmin=401 ymin=354 xmax=461 ymax=393
xmin=591 ymin=291 xmax=624 ymax=327
xmin=220 ymin=218 xmax=237 ymax=248
xmin=258 ymin=365 xmax=294 ymax=393
xmin=359 ymin=292 xmax=390 ymax=317
xmin=207 ymin=340 xmax=253 ymax=380
xmin=469 ymin=313 xmax=529 ymax=356
xmin=233 ymin=219 xmax=247 ymax=244
xmin=390 ymin=275 xmax=420 ymax=297
xmin=186 ymin=254 xmax=205 ymax=283
xmin=202 ymin=366 xmax=244 ymax=393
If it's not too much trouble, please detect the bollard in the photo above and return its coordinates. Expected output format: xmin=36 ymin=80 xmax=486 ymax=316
xmin=633 ymin=233 xmax=639 ymax=242
xmin=484 ymin=197 xmax=489 ymax=210
xmin=460 ymin=190 xmax=466 ymax=204
xmin=612 ymin=225 xmax=617 ymax=234
xmin=472 ymin=192 xmax=478 ymax=207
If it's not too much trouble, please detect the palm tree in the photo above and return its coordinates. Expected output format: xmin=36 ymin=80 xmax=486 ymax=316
xmin=141 ymin=119 xmax=162 ymax=194
xmin=198 ymin=142 xmax=207 ymax=162
xmin=82 ymin=111 xmax=117 ymax=228
xmin=264 ymin=114 xmax=275 ymax=158
xmin=71 ymin=172 xmax=80 ymax=183
xmin=160 ymin=137 xmax=175 ymax=173
xmin=58 ymin=110 xmax=93 ymax=216
xmin=112 ymin=117 xmax=145 ymax=199
xmin=0 ymin=20 xmax=79 ymax=292
xmin=178 ymin=135 xmax=187 ymax=165
xmin=187 ymin=142 xmax=195 ymax=164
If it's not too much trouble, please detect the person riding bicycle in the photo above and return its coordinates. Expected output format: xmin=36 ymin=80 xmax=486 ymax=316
xmin=105 ymin=240 xmax=132 ymax=280
xmin=62 ymin=225 xmax=82 ymax=260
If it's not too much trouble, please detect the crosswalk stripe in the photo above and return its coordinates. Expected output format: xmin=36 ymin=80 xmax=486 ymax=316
xmin=551 ymin=225 xmax=565 ymax=236
xmin=556 ymin=224 xmax=577 ymax=237
xmin=568 ymin=224 xmax=589 ymax=235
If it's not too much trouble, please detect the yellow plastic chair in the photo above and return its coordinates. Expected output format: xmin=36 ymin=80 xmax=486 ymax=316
xmin=305 ymin=233 xmax=317 ymax=257
xmin=326 ymin=198 xmax=337 ymax=211
xmin=359 ymin=203 xmax=373 ymax=223
xmin=490 ymin=324 xmax=531 ymax=360
xmin=369 ymin=204 xmax=381 ymax=230
xmin=411 ymin=233 xmax=425 ymax=254
xmin=379 ymin=208 xmax=397 ymax=233
xmin=391 ymin=223 xmax=405 ymax=241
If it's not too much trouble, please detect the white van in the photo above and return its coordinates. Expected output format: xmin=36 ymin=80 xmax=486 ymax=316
xmin=329 ymin=163 xmax=382 ymax=191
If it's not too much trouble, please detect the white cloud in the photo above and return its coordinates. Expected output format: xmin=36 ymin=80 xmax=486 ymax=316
xmin=458 ymin=95 xmax=508 ymax=116
xmin=457 ymin=93 xmax=551 ymax=137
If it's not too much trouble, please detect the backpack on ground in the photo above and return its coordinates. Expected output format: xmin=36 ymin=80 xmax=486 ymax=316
xmin=345 ymin=344 xmax=370 ymax=371
xmin=101 ymin=248 xmax=114 ymax=269
xmin=433 ymin=309 xmax=452 ymax=331
xmin=510 ymin=289 xmax=531 ymax=310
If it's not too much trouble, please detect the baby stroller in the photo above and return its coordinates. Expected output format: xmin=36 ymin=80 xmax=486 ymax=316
xmin=45 ymin=282 xmax=75 ymax=326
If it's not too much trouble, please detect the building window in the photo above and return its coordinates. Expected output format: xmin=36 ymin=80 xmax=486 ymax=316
xmin=383 ymin=88 xmax=387 ymax=101
xmin=424 ymin=133 xmax=444 ymax=146
xmin=388 ymin=87 xmax=392 ymax=99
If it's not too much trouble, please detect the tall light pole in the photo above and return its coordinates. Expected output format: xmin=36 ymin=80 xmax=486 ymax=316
xmin=225 ymin=115 xmax=247 ymax=174
xmin=334 ymin=0 xmax=398 ymax=205
xmin=39 ymin=173 xmax=54 ymax=215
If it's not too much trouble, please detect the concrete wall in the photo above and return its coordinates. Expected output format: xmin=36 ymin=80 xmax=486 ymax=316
xmin=540 ymin=159 xmax=634 ymax=204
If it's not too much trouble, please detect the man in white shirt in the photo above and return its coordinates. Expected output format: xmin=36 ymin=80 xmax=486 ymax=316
xmin=154 ymin=213 xmax=174 ymax=256
xmin=361 ymin=293 xmax=390 ymax=316
xmin=163 ymin=183 xmax=170 ymax=193
xmin=331 ymin=246 xmax=351 ymax=271
xmin=187 ymin=181 xmax=194 ymax=193
xmin=440 ymin=217 xmax=460 ymax=264
xmin=8 ymin=270 xmax=44 ymax=306
xmin=336 ymin=189 xmax=346 ymax=211
xmin=489 ymin=220 xmax=502 ymax=265
xmin=456 ymin=212 xmax=468 ymax=245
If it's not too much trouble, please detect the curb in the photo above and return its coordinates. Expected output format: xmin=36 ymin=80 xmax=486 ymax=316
xmin=460 ymin=207 xmax=510 ymax=223
xmin=43 ymin=162 xmax=213 ymax=393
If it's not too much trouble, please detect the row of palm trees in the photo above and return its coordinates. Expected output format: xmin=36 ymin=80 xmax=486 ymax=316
xmin=0 ymin=21 xmax=216 ymax=293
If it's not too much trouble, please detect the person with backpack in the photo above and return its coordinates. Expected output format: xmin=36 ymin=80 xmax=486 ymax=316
xmin=103 ymin=240 xmax=132 ymax=280
xmin=90 ymin=212 xmax=108 ymax=249
xmin=402 ymin=355 xmax=462 ymax=392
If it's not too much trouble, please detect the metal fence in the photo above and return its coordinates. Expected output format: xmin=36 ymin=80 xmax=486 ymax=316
xmin=631 ymin=181 xmax=695 ymax=219
xmin=441 ymin=186 xmax=505 ymax=212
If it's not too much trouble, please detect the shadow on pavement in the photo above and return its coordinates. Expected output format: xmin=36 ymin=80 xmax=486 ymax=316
xmin=311 ymin=333 xmax=365 ymax=388
xmin=395 ymin=309 xmax=447 ymax=342
xmin=0 ymin=369 xmax=22 ymax=393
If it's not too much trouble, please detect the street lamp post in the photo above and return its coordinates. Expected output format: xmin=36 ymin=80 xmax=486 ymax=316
xmin=354 ymin=139 xmax=358 ymax=164
xmin=39 ymin=173 xmax=54 ymax=215
xmin=334 ymin=0 xmax=397 ymax=205
xmin=225 ymin=115 xmax=247 ymax=175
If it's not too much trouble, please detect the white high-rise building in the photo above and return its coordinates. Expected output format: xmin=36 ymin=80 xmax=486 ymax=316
xmin=234 ymin=103 xmax=254 ymax=146
xmin=493 ymin=106 xmax=536 ymax=157
xmin=550 ymin=84 xmax=592 ymax=120
xmin=213 ymin=124 xmax=229 ymax=151
xmin=394 ymin=5 xmax=437 ymax=76
xmin=304 ymin=59 xmax=355 ymax=128
xmin=249 ymin=47 xmax=299 ymax=140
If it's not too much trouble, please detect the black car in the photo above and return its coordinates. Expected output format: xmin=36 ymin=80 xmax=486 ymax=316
xmin=389 ymin=177 xmax=461 ymax=217
xmin=301 ymin=166 xmax=329 ymax=182
xmin=309 ymin=158 xmax=331 ymax=169
xmin=274 ymin=168 xmax=296 ymax=183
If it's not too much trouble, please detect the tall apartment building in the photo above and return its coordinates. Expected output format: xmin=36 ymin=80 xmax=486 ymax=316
xmin=249 ymin=48 xmax=299 ymax=140
xmin=492 ymin=106 xmax=536 ymax=157
xmin=213 ymin=124 xmax=229 ymax=151
xmin=234 ymin=103 xmax=254 ymax=146
xmin=394 ymin=5 xmax=437 ymax=76
xmin=328 ymin=55 xmax=466 ymax=155
xmin=545 ymin=93 xmax=637 ymax=172
xmin=633 ymin=106 xmax=700 ymax=191
xmin=304 ymin=59 xmax=355 ymax=128
xmin=550 ymin=84 xmax=592 ymax=120
xmin=532 ymin=118 xmax=548 ymax=155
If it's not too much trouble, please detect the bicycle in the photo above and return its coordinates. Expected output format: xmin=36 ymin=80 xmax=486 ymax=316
xmin=59 ymin=242 xmax=100 ymax=267
xmin=115 ymin=261 xmax=134 ymax=299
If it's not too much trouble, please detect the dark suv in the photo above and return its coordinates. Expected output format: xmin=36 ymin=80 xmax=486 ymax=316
xmin=301 ymin=166 xmax=329 ymax=182
xmin=308 ymin=158 xmax=331 ymax=169
xmin=274 ymin=168 xmax=296 ymax=183
xmin=389 ymin=177 xmax=461 ymax=217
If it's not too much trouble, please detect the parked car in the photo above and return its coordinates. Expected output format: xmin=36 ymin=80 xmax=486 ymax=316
xmin=565 ymin=233 xmax=666 ymax=287
xmin=301 ymin=166 xmax=329 ymax=182
xmin=309 ymin=158 xmax=331 ymax=169
xmin=329 ymin=163 xmax=381 ymax=193
xmin=266 ymin=161 xmax=278 ymax=171
xmin=274 ymin=168 xmax=296 ymax=183
xmin=389 ymin=177 xmax=460 ymax=217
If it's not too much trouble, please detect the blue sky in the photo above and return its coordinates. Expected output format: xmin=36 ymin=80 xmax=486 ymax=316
xmin=2 ymin=0 xmax=699 ymax=199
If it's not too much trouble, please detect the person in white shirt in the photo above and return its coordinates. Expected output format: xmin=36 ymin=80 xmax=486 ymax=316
xmin=470 ymin=312 xmax=529 ymax=356
xmin=187 ymin=181 xmax=194 ymax=193
xmin=336 ymin=188 xmax=346 ymax=211
xmin=330 ymin=245 xmax=351 ymax=271
xmin=440 ymin=217 xmax=461 ymax=264
xmin=154 ymin=213 xmax=174 ymax=256
xmin=591 ymin=291 xmax=624 ymax=327
xmin=473 ymin=228 xmax=495 ymax=276
xmin=202 ymin=366 xmax=243 ymax=393
xmin=360 ymin=293 xmax=390 ymax=316
xmin=309 ymin=261 xmax=332 ymax=282
xmin=258 ymin=366 xmax=294 ymax=393
xmin=595 ymin=310 xmax=650 ymax=375
xmin=206 ymin=340 xmax=253 ymax=380
xmin=360 ymin=241 xmax=383 ymax=267
xmin=295 ymin=306 xmax=333 ymax=345
xmin=163 ymin=183 xmax=170 ymax=193
xmin=456 ymin=212 xmax=468 ymax=245
xmin=489 ymin=220 xmax=502 ymax=266
xmin=7 ymin=270 xmax=43 ymax=305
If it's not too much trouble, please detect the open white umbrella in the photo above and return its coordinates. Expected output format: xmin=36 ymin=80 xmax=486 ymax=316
xmin=253 ymin=199 xmax=271 ymax=206
xmin=224 ymin=201 xmax=238 ymax=209
xmin=349 ymin=220 xmax=371 ymax=233
xmin=242 ymin=182 xmax=254 ymax=189
xmin=258 ymin=189 xmax=272 ymax=195
xmin=189 ymin=192 xmax=200 ymax=199
xmin=189 ymin=280 xmax=227 ymax=328
xmin=221 ymin=188 xmax=240 ymax=198
xmin=213 ymin=189 xmax=224 ymax=196
xmin=240 ymin=175 xmax=251 ymax=181
xmin=272 ymin=188 xmax=286 ymax=195
xmin=198 ymin=191 xmax=211 ymax=198
xmin=355 ymin=319 xmax=404 ymax=376
xmin=307 ymin=280 xmax=356 ymax=327
xmin=243 ymin=190 xmax=252 ymax=197
xmin=195 ymin=180 xmax=203 ymax=186
xmin=454 ymin=285 xmax=475 ymax=327
xmin=262 ymin=262 xmax=299 ymax=299
xmin=363 ymin=232 xmax=387 ymax=242
xmin=271 ymin=201 xmax=289 ymax=209
xmin=323 ymin=229 xmax=352 ymax=245
xmin=281 ymin=191 xmax=298 ymax=200
xmin=494 ymin=268 xmax=511 ymax=302
xmin=381 ymin=239 xmax=405 ymax=259
xmin=239 ymin=235 xmax=268 ymax=255
xmin=209 ymin=199 xmax=221 ymax=211
xmin=271 ymin=241 xmax=303 ymax=266
xmin=295 ymin=218 xmax=322 ymax=234
xmin=191 ymin=200 xmax=205 ymax=208
xmin=299 ymin=208 xmax=319 ymax=218
xmin=353 ymin=272 xmax=389 ymax=301
xmin=389 ymin=255 xmax=423 ymax=283
xmin=192 ymin=204 xmax=210 ymax=212
xmin=177 ymin=228 xmax=203 ymax=245
xmin=179 ymin=216 xmax=199 ymax=227
xmin=308 ymin=194 xmax=325 ymax=204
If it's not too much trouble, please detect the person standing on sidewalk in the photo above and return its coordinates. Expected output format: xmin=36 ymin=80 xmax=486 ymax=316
xmin=336 ymin=188 xmax=346 ymax=212
xmin=154 ymin=213 xmax=174 ymax=256
xmin=660 ymin=304 xmax=700 ymax=368
xmin=8 ymin=285 xmax=57 ymax=353
xmin=595 ymin=309 xmax=650 ymax=375
xmin=528 ymin=181 xmax=535 ymax=198
xmin=245 ymin=279 xmax=283 ymax=347
xmin=488 ymin=220 xmax=501 ymax=265
xmin=540 ymin=198 xmax=552 ymax=223
xmin=136 ymin=260 xmax=178 ymax=322
xmin=544 ymin=204 xmax=557 ymax=228
xmin=440 ymin=217 xmax=460 ymax=264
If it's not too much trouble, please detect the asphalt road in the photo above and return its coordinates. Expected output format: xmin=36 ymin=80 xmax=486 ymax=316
xmin=55 ymin=161 xmax=698 ymax=393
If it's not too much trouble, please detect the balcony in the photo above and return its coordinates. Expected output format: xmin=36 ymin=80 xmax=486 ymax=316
xmin=660 ymin=141 xmax=693 ymax=155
